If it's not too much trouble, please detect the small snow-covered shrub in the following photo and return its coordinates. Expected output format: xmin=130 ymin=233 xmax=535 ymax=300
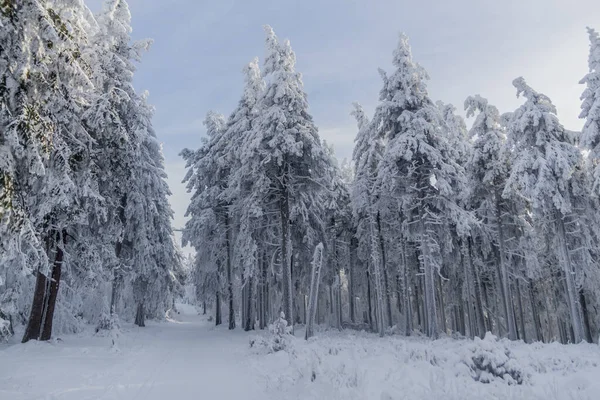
xmin=95 ymin=312 xmax=121 ymax=350
xmin=250 ymin=312 xmax=293 ymax=353
xmin=463 ymin=333 xmax=527 ymax=385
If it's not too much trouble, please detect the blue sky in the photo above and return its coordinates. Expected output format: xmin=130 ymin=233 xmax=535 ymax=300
xmin=88 ymin=0 xmax=600 ymax=250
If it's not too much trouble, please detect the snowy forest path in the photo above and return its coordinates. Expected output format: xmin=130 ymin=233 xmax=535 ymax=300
xmin=0 ymin=305 xmax=267 ymax=400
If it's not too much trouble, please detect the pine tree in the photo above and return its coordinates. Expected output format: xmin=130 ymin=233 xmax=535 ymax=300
xmin=504 ymin=77 xmax=587 ymax=342
xmin=580 ymin=27 xmax=600 ymax=194
xmin=237 ymin=26 xmax=333 ymax=330
xmin=374 ymin=34 xmax=474 ymax=338
xmin=464 ymin=94 xmax=518 ymax=340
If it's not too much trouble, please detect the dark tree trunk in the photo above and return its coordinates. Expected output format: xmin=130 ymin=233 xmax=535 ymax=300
xmin=215 ymin=290 xmax=222 ymax=326
xmin=203 ymin=301 xmax=207 ymax=315
xmin=279 ymin=190 xmax=293 ymax=330
xmin=225 ymin=213 xmax=235 ymax=330
xmin=580 ymin=290 xmax=593 ymax=343
xmin=516 ymin=278 xmax=527 ymax=342
xmin=22 ymin=271 xmax=48 ymax=343
xmin=244 ymin=276 xmax=254 ymax=331
xmin=349 ymin=239 xmax=357 ymax=323
xmin=528 ymin=280 xmax=541 ymax=341
xmin=376 ymin=213 xmax=393 ymax=327
xmin=40 ymin=234 xmax=65 ymax=340
xmin=366 ymin=269 xmax=373 ymax=330
xmin=468 ymin=238 xmax=487 ymax=338
xmin=135 ymin=302 xmax=145 ymax=327
xmin=23 ymin=230 xmax=66 ymax=343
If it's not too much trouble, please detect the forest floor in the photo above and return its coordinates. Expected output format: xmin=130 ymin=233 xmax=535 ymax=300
xmin=1 ymin=305 xmax=599 ymax=400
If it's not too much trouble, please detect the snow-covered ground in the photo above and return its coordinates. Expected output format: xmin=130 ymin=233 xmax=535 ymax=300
xmin=1 ymin=305 xmax=599 ymax=400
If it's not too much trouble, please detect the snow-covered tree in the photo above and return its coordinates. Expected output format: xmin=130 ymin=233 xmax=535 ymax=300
xmin=464 ymin=94 xmax=518 ymax=340
xmin=350 ymin=102 xmax=387 ymax=335
xmin=236 ymin=26 xmax=333 ymax=330
xmin=504 ymin=77 xmax=587 ymax=342
xmin=373 ymin=34 xmax=474 ymax=338
xmin=580 ymin=27 xmax=600 ymax=194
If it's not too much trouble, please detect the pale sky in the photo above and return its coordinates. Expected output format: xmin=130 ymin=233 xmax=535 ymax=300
xmin=88 ymin=0 xmax=600 ymax=253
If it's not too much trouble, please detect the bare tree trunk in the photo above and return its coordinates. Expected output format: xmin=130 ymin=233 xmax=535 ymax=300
xmin=279 ymin=191 xmax=293 ymax=331
xmin=467 ymin=238 xmax=486 ymax=338
xmin=135 ymin=302 xmax=145 ymax=327
xmin=224 ymin=213 xmax=235 ymax=330
xmin=402 ymin=240 xmax=413 ymax=336
xmin=40 ymin=233 xmax=64 ymax=340
xmin=215 ymin=287 xmax=222 ymax=326
xmin=580 ymin=290 xmax=593 ymax=343
xmin=244 ymin=275 xmax=254 ymax=331
xmin=528 ymin=279 xmax=542 ymax=342
xmin=369 ymin=212 xmax=386 ymax=337
xmin=515 ymin=278 xmax=526 ymax=342
xmin=22 ymin=271 xmax=48 ymax=343
xmin=306 ymin=243 xmax=324 ymax=340
xmin=377 ymin=213 xmax=393 ymax=328
xmin=419 ymin=216 xmax=438 ymax=338
xmin=495 ymin=193 xmax=517 ymax=340
xmin=366 ymin=269 xmax=373 ymax=330
xmin=349 ymin=239 xmax=357 ymax=324
xmin=437 ymin=273 xmax=447 ymax=335
xmin=555 ymin=212 xmax=584 ymax=342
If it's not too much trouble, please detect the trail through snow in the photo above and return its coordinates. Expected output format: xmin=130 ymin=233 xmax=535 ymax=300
xmin=2 ymin=304 xmax=600 ymax=400
xmin=0 ymin=305 xmax=266 ymax=400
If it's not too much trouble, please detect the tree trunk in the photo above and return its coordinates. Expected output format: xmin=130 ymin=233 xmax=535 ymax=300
xmin=366 ymin=269 xmax=373 ymax=330
xmin=306 ymin=243 xmax=324 ymax=340
xmin=224 ymin=213 xmax=235 ymax=330
xmin=377 ymin=213 xmax=393 ymax=328
xmin=40 ymin=233 xmax=64 ymax=340
xmin=419 ymin=216 xmax=438 ymax=338
xmin=580 ymin=290 xmax=593 ymax=343
xmin=467 ymin=238 xmax=487 ymax=338
xmin=555 ymin=211 xmax=584 ymax=342
xmin=516 ymin=278 xmax=527 ymax=342
xmin=279 ymin=192 xmax=293 ymax=331
xmin=22 ymin=271 xmax=48 ymax=343
xmin=369 ymin=212 xmax=386 ymax=337
xmin=215 ymin=289 xmax=222 ymax=326
xmin=495 ymin=193 xmax=517 ymax=340
xmin=528 ymin=279 xmax=542 ymax=342
xmin=349 ymin=238 xmax=357 ymax=324
xmin=244 ymin=276 xmax=254 ymax=331
xmin=402 ymin=240 xmax=413 ymax=336
xmin=135 ymin=302 xmax=145 ymax=327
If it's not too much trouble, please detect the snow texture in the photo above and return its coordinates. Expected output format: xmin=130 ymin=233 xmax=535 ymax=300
xmin=1 ymin=304 xmax=599 ymax=400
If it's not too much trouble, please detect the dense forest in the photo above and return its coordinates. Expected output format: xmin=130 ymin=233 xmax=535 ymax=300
xmin=2 ymin=0 xmax=600 ymax=347
xmin=182 ymin=27 xmax=600 ymax=344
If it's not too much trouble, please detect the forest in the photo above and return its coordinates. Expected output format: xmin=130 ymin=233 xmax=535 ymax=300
xmin=2 ymin=0 xmax=600 ymax=351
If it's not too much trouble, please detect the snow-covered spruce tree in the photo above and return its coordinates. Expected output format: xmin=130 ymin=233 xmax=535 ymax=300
xmin=225 ymin=58 xmax=265 ymax=332
xmin=373 ymin=34 xmax=474 ymax=338
xmin=79 ymin=0 xmax=152 ymax=323
xmin=1 ymin=0 xmax=104 ymax=343
xmin=237 ymin=26 xmax=333 ymax=330
xmin=0 ymin=0 xmax=50 ymax=334
xmin=127 ymin=93 xmax=181 ymax=327
xmin=350 ymin=102 xmax=386 ymax=336
xmin=580 ymin=27 xmax=600 ymax=194
xmin=182 ymin=112 xmax=231 ymax=327
xmin=504 ymin=77 xmax=587 ymax=343
xmin=464 ymin=95 xmax=518 ymax=340
xmin=321 ymin=143 xmax=352 ymax=330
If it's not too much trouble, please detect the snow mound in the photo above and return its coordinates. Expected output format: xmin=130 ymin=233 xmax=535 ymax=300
xmin=462 ymin=332 xmax=527 ymax=385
